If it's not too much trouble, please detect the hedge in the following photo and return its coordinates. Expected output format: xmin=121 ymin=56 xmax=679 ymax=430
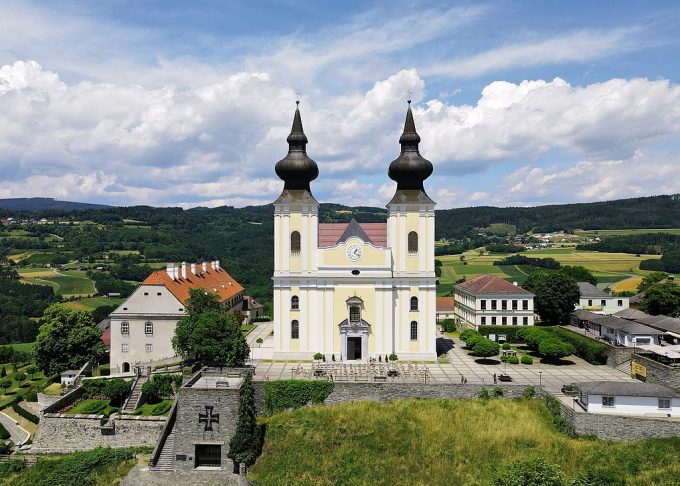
xmin=11 ymin=402 xmax=39 ymax=424
xmin=0 ymin=421 xmax=10 ymax=440
xmin=440 ymin=319 xmax=456 ymax=333
xmin=478 ymin=326 xmax=524 ymax=343
xmin=544 ymin=327 xmax=609 ymax=365
xmin=141 ymin=374 xmax=182 ymax=404
xmin=263 ymin=380 xmax=335 ymax=414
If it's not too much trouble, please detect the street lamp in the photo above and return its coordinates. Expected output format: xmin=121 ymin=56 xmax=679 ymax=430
xmin=539 ymin=371 xmax=542 ymax=390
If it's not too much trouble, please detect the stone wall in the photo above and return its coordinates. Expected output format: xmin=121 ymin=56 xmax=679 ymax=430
xmin=36 ymin=392 xmax=62 ymax=411
xmin=606 ymin=346 xmax=633 ymax=367
xmin=31 ymin=414 xmax=166 ymax=453
xmin=41 ymin=386 xmax=85 ymax=414
xmin=323 ymin=382 xmax=528 ymax=404
xmin=631 ymin=354 xmax=680 ymax=388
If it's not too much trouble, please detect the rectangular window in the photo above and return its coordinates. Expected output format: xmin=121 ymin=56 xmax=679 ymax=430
xmin=145 ymin=343 xmax=153 ymax=353
xmin=512 ymin=300 xmax=518 ymax=310
xmin=121 ymin=343 xmax=128 ymax=353
xmin=480 ymin=300 xmax=486 ymax=310
xmin=512 ymin=316 xmax=517 ymax=326
xmin=502 ymin=317 xmax=507 ymax=325
xmin=121 ymin=321 xmax=129 ymax=334
xmin=492 ymin=317 xmax=497 ymax=325
xmin=659 ymin=398 xmax=671 ymax=410
xmin=195 ymin=444 xmax=221 ymax=468
xmin=618 ymin=300 xmax=623 ymax=307
xmin=602 ymin=396 xmax=615 ymax=407
xmin=410 ymin=321 xmax=418 ymax=340
xmin=522 ymin=300 xmax=529 ymax=310
xmin=501 ymin=300 xmax=508 ymax=310
xmin=601 ymin=300 xmax=606 ymax=306
xmin=523 ymin=317 xmax=529 ymax=326
xmin=491 ymin=300 xmax=497 ymax=310
xmin=481 ymin=316 xmax=486 ymax=325
xmin=145 ymin=321 xmax=153 ymax=335
xmin=588 ymin=300 xmax=593 ymax=306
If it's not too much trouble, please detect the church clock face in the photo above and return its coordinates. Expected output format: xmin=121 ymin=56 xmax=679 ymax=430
xmin=346 ymin=244 xmax=363 ymax=261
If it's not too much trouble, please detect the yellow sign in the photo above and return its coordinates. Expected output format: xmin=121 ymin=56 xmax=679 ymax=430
xmin=631 ymin=361 xmax=647 ymax=378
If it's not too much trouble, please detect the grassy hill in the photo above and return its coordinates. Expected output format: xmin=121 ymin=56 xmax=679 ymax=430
xmin=250 ymin=398 xmax=680 ymax=486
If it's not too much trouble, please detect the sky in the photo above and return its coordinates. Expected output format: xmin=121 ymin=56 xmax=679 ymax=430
xmin=0 ymin=1 xmax=679 ymax=209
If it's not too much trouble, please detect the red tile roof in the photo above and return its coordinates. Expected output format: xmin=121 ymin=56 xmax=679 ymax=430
xmin=318 ymin=223 xmax=387 ymax=247
xmin=143 ymin=263 xmax=244 ymax=305
xmin=101 ymin=326 xmax=111 ymax=347
xmin=436 ymin=297 xmax=455 ymax=312
xmin=455 ymin=274 xmax=532 ymax=295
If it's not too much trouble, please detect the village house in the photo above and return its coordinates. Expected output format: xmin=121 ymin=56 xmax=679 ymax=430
xmin=575 ymin=282 xmax=629 ymax=314
xmin=453 ymin=274 xmax=535 ymax=329
xmin=576 ymin=381 xmax=680 ymax=417
xmin=570 ymin=310 xmax=665 ymax=347
xmin=436 ymin=296 xmax=455 ymax=323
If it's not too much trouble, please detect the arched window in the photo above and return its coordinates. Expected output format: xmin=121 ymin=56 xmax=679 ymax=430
xmin=410 ymin=296 xmax=419 ymax=311
xmin=349 ymin=305 xmax=361 ymax=323
xmin=408 ymin=231 xmax=418 ymax=254
xmin=290 ymin=231 xmax=301 ymax=254
xmin=291 ymin=295 xmax=299 ymax=310
xmin=291 ymin=320 xmax=299 ymax=339
xmin=410 ymin=321 xmax=418 ymax=340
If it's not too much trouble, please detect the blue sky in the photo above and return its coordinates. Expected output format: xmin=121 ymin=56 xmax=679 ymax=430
xmin=0 ymin=0 xmax=679 ymax=208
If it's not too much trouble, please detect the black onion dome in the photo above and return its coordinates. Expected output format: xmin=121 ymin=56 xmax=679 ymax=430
xmin=275 ymin=103 xmax=319 ymax=192
xmin=388 ymin=101 xmax=433 ymax=191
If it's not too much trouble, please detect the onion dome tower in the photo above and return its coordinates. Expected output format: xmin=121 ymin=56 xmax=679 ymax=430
xmin=388 ymin=100 xmax=433 ymax=193
xmin=275 ymin=101 xmax=319 ymax=194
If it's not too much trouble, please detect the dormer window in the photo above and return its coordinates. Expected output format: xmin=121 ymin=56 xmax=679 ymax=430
xmin=408 ymin=231 xmax=418 ymax=254
xmin=291 ymin=231 xmax=301 ymax=254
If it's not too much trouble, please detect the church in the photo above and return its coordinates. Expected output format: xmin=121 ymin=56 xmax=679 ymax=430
xmin=272 ymin=101 xmax=437 ymax=362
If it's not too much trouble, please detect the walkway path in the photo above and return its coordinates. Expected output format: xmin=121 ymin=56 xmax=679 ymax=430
xmin=0 ymin=411 xmax=30 ymax=444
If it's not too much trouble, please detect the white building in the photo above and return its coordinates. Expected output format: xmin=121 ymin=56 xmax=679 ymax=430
xmin=453 ymin=274 xmax=535 ymax=329
xmin=575 ymin=282 xmax=629 ymax=314
xmin=571 ymin=310 xmax=665 ymax=347
xmin=272 ymin=102 xmax=437 ymax=362
xmin=60 ymin=370 xmax=79 ymax=386
xmin=436 ymin=297 xmax=455 ymax=323
xmin=576 ymin=381 xmax=680 ymax=417
xmin=109 ymin=261 xmax=245 ymax=374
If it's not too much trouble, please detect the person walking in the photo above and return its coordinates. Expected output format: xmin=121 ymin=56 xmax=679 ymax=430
xmin=493 ymin=373 xmax=497 ymax=384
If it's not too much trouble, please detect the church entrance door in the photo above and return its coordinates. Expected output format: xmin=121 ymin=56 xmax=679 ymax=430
xmin=347 ymin=337 xmax=362 ymax=360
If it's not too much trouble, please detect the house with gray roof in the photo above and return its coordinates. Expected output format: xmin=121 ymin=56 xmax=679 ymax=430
xmin=575 ymin=282 xmax=629 ymax=315
xmin=576 ymin=381 xmax=680 ymax=417
xmin=570 ymin=310 xmax=665 ymax=347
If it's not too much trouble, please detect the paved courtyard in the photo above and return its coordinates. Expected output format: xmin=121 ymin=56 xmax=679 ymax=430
xmin=249 ymin=331 xmax=636 ymax=395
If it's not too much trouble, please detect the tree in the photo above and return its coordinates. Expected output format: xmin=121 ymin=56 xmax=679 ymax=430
xmin=517 ymin=327 xmax=552 ymax=351
xmin=471 ymin=339 xmax=500 ymax=359
xmin=34 ymin=305 xmax=107 ymax=375
xmin=560 ymin=266 xmax=596 ymax=286
xmin=173 ymin=309 xmax=249 ymax=367
xmin=494 ymin=457 xmax=565 ymax=486
xmin=640 ymin=283 xmax=680 ymax=317
xmin=227 ymin=373 xmax=263 ymax=472
xmin=0 ymin=377 xmax=12 ymax=393
xmin=171 ymin=289 xmax=223 ymax=362
xmin=26 ymin=365 xmax=37 ymax=380
xmin=637 ymin=272 xmax=667 ymax=293
xmin=523 ymin=272 xmax=580 ymax=325
xmin=0 ymin=366 xmax=5 ymax=378
xmin=538 ymin=339 xmax=575 ymax=362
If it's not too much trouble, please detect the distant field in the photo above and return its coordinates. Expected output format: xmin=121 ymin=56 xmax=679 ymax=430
xmin=62 ymin=296 xmax=125 ymax=312
xmin=575 ymin=228 xmax=680 ymax=237
xmin=5 ymin=342 xmax=34 ymax=353
xmin=436 ymin=247 xmax=660 ymax=294
xmin=611 ymin=276 xmax=644 ymax=293
xmin=19 ymin=268 xmax=96 ymax=296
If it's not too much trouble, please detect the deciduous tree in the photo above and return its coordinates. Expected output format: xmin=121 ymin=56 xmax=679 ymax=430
xmin=523 ymin=273 xmax=580 ymax=325
xmin=640 ymin=283 xmax=680 ymax=317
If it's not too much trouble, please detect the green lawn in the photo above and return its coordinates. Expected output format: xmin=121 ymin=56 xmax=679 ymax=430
xmin=5 ymin=342 xmax=34 ymax=354
xmin=131 ymin=399 xmax=173 ymax=416
xmin=67 ymin=399 xmax=119 ymax=416
xmin=19 ymin=269 xmax=96 ymax=296
xmin=250 ymin=399 xmax=680 ymax=486
xmin=62 ymin=296 xmax=125 ymax=312
xmin=0 ymin=362 xmax=50 ymax=409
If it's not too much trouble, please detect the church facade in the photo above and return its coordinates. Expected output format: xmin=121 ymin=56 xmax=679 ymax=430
xmin=272 ymin=102 xmax=437 ymax=362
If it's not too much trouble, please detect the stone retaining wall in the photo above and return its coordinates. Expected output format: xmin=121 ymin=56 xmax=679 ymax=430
xmin=31 ymin=414 xmax=166 ymax=453
xmin=606 ymin=346 xmax=633 ymax=367
xmin=631 ymin=354 xmax=680 ymax=388
xmin=36 ymin=393 xmax=61 ymax=411
xmin=41 ymin=386 xmax=85 ymax=414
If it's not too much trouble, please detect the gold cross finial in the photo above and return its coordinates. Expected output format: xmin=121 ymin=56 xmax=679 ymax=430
xmin=295 ymin=91 xmax=301 ymax=107
xmin=405 ymin=89 xmax=413 ymax=104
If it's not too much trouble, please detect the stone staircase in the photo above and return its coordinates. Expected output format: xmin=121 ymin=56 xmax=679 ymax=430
xmin=152 ymin=430 xmax=175 ymax=471
xmin=122 ymin=376 xmax=148 ymax=414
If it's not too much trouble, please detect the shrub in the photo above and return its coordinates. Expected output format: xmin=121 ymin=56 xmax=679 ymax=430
xmin=508 ymin=356 xmax=520 ymax=364
xmin=388 ymin=354 xmax=398 ymax=362
xmin=378 ymin=355 xmax=382 ymax=362
xmin=13 ymin=372 xmax=27 ymax=382
xmin=251 ymin=316 xmax=271 ymax=323
xmin=81 ymin=378 xmax=131 ymax=406
xmin=256 ymin=338 xmax=263 ymax=345
xmin=313 ymin=353 xmax=324 ymax=361
xmin=460 ymin=329 xmax=481 ymax=343
xmin=502 ymin=343 xmax=511 ymax=350
xmin=493 ymin=457 xmax=566 ymax=486
xmin=142 ymin=374 xmax=182 ymax=404
xmin=570 ymin=467 xmax=626 ymax=486
xmin=538 ymin=339 xmax=575 ymax=362
xmin=331 ymin=354 xmax=335 ymax=362
xmin=545 ymin=327 xmax=609 ymax=365
xmin=0 ymin=366 xmax=5 ymax=378
xmin=471 ymin=339 xmax=500 ymax=359
xmin=522 ymin=386 xmax=536 ymax=399
xmin=543 ymin=394 xmax=574 ymax=435
xmin=0 ymin=377 xmax=12 ymax=393
xmin=478 ymin=326 xmax=524 ymax=343
xmin=521 ymin=355 xmax=533 ymax=365
xmin=492 ymin=387 xmax=503 ymax=398
xmin=478 ymin=388 xmax=490 ymax=400
xmin=0 ymin=421 xmax=10 ymax=440
xmin=0 ymin=459 xmax=26 ymax=475
xmin=263 ymin=380 xmax=335 ymax=414
xmin=151 ymin=401 xmax=172 ymax=415
xmin=440 ymin=319 xmax=457 ymax=333
xmin=517 ymin=327 xmax=552 ymax=351
xmin=81 ymin=400 xmax=109 ymax=414
xmin=12 ymin=402 xmax=39 ymax=424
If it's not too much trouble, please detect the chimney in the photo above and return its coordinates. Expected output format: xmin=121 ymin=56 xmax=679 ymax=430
xmin=181 ymin=261 xmax=187 ymax=279
xmin=215 ymin=259 xmax=220 ymax=270
xmin=166 ymin=263 xmax=174 ymax=279
xmin=191 ymin=263 xmax=196 ymax=275
xmin=202 ymin=261 xmax=208 ymax=273
xmin=174 ymin=265 xmax=180 ymax=280
xmin=513 ymin=281 xmax=518 ymax=286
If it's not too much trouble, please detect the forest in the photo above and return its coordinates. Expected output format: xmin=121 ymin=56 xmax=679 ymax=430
xmin=576 ymin=233 xmax=680 ymax=254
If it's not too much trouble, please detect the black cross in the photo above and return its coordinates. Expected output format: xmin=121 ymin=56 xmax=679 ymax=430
xmin=198 ymin=405 xmax=219 ymax=431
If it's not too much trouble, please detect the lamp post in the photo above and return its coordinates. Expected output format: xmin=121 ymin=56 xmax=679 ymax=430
xmin=539 ymin=371 xmax=542 ymax=390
